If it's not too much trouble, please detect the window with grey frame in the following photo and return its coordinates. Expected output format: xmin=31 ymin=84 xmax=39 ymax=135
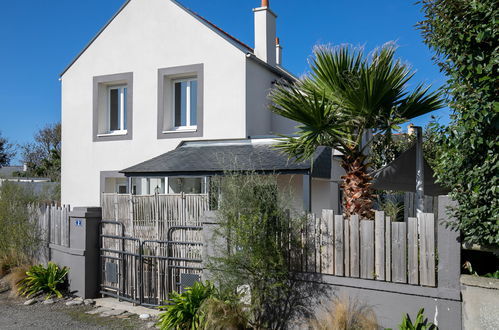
xmin=172 ymin=78 xmax=198 ymax=129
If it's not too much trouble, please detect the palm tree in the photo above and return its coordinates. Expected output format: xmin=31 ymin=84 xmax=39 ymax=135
xmin=270 ymin=44 xmax=444 ymax=218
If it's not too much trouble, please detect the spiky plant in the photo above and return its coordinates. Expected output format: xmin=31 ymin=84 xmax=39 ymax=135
xmin=17 ymin=262 xmax=68 ymax=299
xmin=270 ymin=44 xmax=444 ymax=218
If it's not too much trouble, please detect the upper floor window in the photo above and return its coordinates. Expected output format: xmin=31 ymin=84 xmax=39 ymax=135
xmin=157 ymin=64 xmax=203 ymax=139
xmin=108 ymin=85 xmax=128 ymax=133
xmin=93 ymin=72 xmax=133 ymax=142
xmin=173 ymin=79 xmax=197 ymax=129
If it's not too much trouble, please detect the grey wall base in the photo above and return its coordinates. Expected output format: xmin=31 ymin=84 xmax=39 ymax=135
xmin=50 ymin=207 xmax=101 ymax=299
xmin=301 ymin=274 xmax=461 ymax=329
xmin=461 ymin=275 xmax=499 ymax=330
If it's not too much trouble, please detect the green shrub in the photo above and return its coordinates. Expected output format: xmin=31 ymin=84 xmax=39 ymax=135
xmin=157 ymin=281 xmax=215 ymax=330
xmin=396 ymin=308 xmax=437 ymax=330
xmin=17 ymin=262 xmax=69 ymax=299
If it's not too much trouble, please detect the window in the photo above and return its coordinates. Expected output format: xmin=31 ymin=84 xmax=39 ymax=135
xmin=173 ymin=79 xmax=197 ymax=129
xmin=108 ymin=85 xmax=127 ymax=132
xmin=157 ymin=64 xmax=203 ymax=139
xmin=93 ymin=72 xmax=133 ymax=142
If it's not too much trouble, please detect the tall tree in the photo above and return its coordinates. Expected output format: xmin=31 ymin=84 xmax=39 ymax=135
xmin=419 ymin=0 xmax=498 ymax=245
xmin=0 ymin=132 xmax=15 ymax=167
xmin=270 ymin=44 xmax=444 ymax=218
xmin=21 ymin=123 xmax=61 ymax=181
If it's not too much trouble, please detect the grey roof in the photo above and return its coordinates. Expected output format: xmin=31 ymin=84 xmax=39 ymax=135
xmin=121 ymin=139 xmax=332 ymax=178
xmin=371 ymin=143 xmax=449 ymax=196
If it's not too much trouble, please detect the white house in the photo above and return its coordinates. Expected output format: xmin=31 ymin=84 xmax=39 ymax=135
xmin=61 ymin=0 xmax=343 ymax=215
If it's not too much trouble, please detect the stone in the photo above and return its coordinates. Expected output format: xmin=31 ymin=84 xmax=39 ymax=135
xmin=100 ymin=309 xmax=127 ymax=317
xmin=83 ymin=299 xmax=95 ymax=306
xmin=24 ymin=299 xmax=36 ymax=306
xmin=43 ymin=299 xmax=55 ymax=305
xmin=147 ymin=322 xmax=157 ymax=328
xmin=139 ymin=314 xmax=151 ymax=320
xmin=86 ymin=307 xmax=112 ymax=315
xmin=65 ymin=299 xmax=83 ymax=306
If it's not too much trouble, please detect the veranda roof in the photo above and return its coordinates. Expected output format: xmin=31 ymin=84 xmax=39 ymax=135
xmin=121 ymin=139 xmax=332 ymax=178
xmin=371 ymin=143 xmax=449 ymax=196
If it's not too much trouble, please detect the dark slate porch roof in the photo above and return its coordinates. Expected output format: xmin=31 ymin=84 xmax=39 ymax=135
xmin=121 ymin=139 xmax=332 ymax=178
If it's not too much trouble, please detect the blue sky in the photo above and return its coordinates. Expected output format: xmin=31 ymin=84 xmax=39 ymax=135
xmin=0 ymin=0 xmax=449 ymax=162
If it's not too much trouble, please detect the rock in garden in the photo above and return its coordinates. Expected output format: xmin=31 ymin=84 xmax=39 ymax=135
xmin=83 ymin=299 xmax=95 ymax=305
xmin=65 ymin=299 xmax=83 ymax=306
xmin=100 ymin=309 xmax=126 ymax=317
xmin=86 ymin=307 xmax=112 ymax=315
xmin=43 ymin=298 xmax=55 ymax=305
xmin=24 ymin=299 xmax=36 ymax=306
xmin=139 ymin=314 xmax=151 ymax=320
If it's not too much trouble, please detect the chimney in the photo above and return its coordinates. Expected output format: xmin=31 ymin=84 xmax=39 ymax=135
xmin=253 ymin=0 xmax=277 ymax=66
xmin=276 ymin=37 xmax=282 ymax=66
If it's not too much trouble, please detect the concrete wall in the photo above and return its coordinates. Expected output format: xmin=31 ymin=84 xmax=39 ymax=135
xmin=461 ymin=275 xmax=499 ymax=330
xmin=62 ymin=0 xmax=250 ymax=206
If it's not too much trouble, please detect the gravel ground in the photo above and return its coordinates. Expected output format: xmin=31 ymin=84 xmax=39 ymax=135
xmin=0 ymin=291 xmax=149 ymax=330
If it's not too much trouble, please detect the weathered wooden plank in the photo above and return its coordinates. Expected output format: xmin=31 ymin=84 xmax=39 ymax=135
xmin=307 ymin=214 xmax=316 ymax=273
xmin=392 ymin=222 xmax=407 ymax=283
xmin=349 ymin=215 xmax=360 ymax=277
xmin=360 ymin=220 xmax=374 ymax=279
xmin=385 ymin=216 xmax=391 ymax=282
xmin=325 ymin=210 xmax=335 ymax=275
xmin=407 ymin=217 xmax=419 ymax=284
xmin=334 ymin=215 xmax=344 ymax=276
xmin=344 ymin=219 xmax=350 ymax=277
xmin=420 ymin=213 xmax=436 ymax=286
xmin=320 ymin=210 xmax=332 ymax=274
xmin=374 ymin=211 xmax=385 ymax=280
xmin=315 ymin=215 xmax=321 ymax=273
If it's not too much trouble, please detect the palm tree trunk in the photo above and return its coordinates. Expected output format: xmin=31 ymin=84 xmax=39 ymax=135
xmin=340 ymin=155 xmax=374 ymax=219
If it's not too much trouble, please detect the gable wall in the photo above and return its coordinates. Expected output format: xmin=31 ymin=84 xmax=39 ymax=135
xmin=61 ymin=0 xmax=250 ymax=206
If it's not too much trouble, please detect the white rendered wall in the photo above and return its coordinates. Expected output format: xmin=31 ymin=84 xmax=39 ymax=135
xmin=61 ymin=0 xmax=249 ymax=206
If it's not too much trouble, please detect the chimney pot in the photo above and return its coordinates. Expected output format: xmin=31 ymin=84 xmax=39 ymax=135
xmin=261 ymin=0 xmax=269 ymax=7
xmin=275 ymin=37 xmax=280 ymax=45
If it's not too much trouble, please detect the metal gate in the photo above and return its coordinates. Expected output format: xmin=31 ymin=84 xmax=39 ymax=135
xmin=99 ymin=221 xmax=203 ymax=307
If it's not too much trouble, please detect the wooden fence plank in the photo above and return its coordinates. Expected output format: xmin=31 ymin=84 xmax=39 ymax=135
xmin=320 ymin=210 xmax=331 ymax=274
xmin=350 ymin=215 xmax=360 ymax=277
xmin=334 ymin=215 xmax=344 ymax=276
xmin=385 ymin=216 xmax=391 ymax=282
xmin=407 ymin=217 xmax=419 ymax=285
xmin=315 ymin=215 xmax=321 ymax=273
xmin=374 ymin=211 xmax=385 ymax=280
xmin=392 ymin=222 xmax=407 ymax=283
xmin=344 ymin=219 xmax=350 ymax=277
xmin=325 ymin=210 xmax=335 ymax=275
xmin=420 ymin=213 xmax=436 ymax=286
xmin=307 ymin=214 xmax=316 ymax=273
xmin=360 ymin=220 xmax=374 ymax=279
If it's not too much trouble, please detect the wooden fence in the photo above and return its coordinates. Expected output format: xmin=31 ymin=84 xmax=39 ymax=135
xmin=299 ymin=210 xmax=437 ymax=287
xmin=101 ymin=193 xmax=209 ymax=240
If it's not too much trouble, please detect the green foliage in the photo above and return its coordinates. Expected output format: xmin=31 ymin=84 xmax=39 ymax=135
xmin=0 ymin=131 xmax=15 ymax=167
xmin=20 ymin=123 xmax=61 ymax=182
xmin=484 ymin=270 xmax=499 ymax=279
xmin=418 ymin=0 xmax=499 ymax=246
xmin=208 ymin=173 xmax=317 ymax=330
xmin=18 ymin=262 xmax=69 ymax=299
xmin=0 ymin=181 xmax=44 ymax=267
xmin=157 ymin=281 xmax=216 ymax=330
xmin=270 ymin=44 xmax=443 ymax=217
xmin=396 ymin=308 xmax=438 ymax=330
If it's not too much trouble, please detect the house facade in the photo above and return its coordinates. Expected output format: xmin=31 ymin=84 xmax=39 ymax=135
xmin=61 ymin=0 xmax=342 ymax=215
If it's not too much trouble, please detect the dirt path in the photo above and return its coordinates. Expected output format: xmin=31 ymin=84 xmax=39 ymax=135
xmin=0 ymin=291 xmax=148 ymax=330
